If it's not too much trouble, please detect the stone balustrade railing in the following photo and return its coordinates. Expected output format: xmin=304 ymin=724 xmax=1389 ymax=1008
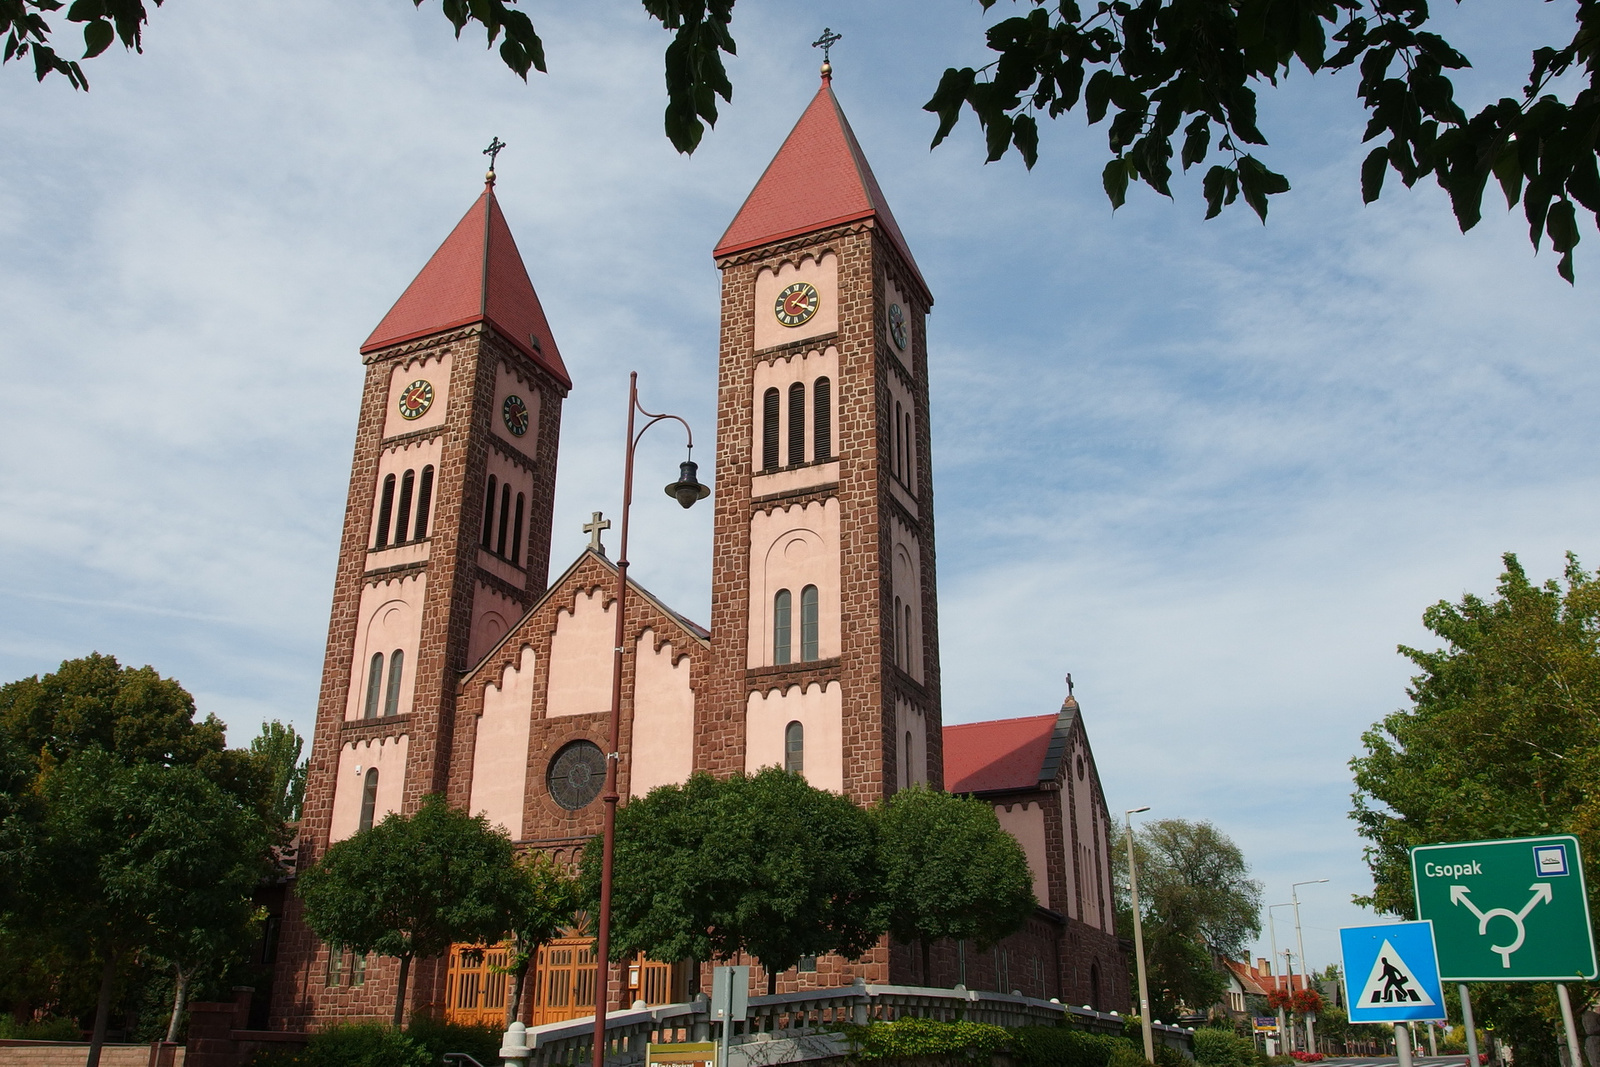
xmin=499 ymin=982 xmax=1195 ymax=1067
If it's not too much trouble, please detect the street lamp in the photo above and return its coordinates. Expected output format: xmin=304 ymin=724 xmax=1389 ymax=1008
xmin=1267 ymin=903 xmax=1295 ymax=1054
xmin=1290 ymin=879 xmax=1328 ymax=1054
xmin=591 ymin=373 xmax=708 ymax=1067
xmin=1125 ymin=807 xmax=1155 ymax=1065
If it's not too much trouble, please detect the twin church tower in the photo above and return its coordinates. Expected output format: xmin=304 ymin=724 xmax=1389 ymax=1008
xmin=274 ymin=69 xmax=947 ymax=1024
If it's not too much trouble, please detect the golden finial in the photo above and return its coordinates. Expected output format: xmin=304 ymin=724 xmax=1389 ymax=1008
xmin=813 ymin=28 xmax=841 ymax=81
xmin=483 ymin=136 xmax=506 ymax=185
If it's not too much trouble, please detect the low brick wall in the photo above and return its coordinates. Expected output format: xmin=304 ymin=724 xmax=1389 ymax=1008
xmin=0 ymin=1041 xmax=185 ymax=1065
xmin=186 ymin=989 xmax=308 ymax=1067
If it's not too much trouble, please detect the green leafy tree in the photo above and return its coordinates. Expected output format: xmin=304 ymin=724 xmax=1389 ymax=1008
xmin=874 ymin=784 xmax=1036 ymax=984
xmin=582 ymin=768 xmax=883 ymax=994
xmin=9 ymin=3 xmax=1599 ymax=280
xmin=1350 ymin=552 xmax=1600 ymax=1067
xmin=1114 ymin=819 xmax=1262 ymax=1021
xmin=501 ymin=850 xmax=578 ymax=1027
xmin=25 ymin=749 xmax=272 ymax=1067
xmin=297 ymin=794 xmax=522 ymax=1026
xmin=251 ymin=720 xmax=308 ymax=824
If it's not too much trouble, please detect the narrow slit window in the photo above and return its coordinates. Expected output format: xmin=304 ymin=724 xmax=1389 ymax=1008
xmin=375 ymin=474 xmax=396 ymax=549
xmin=784 ymin=721 xmax=804 ymax=775
xmin=773 ymin=589 xmax=792 ymax=666
xmin=496 ymin=483 xmax=512 ymax=556
xmin=894 ymin=401 xmax=904 ymax=482
xmin=762 ymin=388 xmax=780 ymax=471
xmin=413 ymin=465 xmax=434 ymax=540
xmin=358 ymin=767 xmax=379 ymax=832
xmin=394 ymin=469 xmax=415 ymax=545
xmin=481 ymin=475 xmax=498 ymax=549
xmin=813 ymin=378 xmax=831 ymax=461
xmin=905 ymin=730 xmax=915 ymax=784
xmin=383 ymin=649 xmax=403 ymax=717
xmin=905 ymin=603 xmax=914 ymax=671
xmin=894 ymin=596 xmax=903 ymax=666
xmin=511 ymin=494 xmax=526 ymax=565
xmin=904 ymin=411 xmax=915 ymax=484
xmin=363 ymin=652 xmax=384 ymax=719
xmin=800 ymin=585 xmax=819 ymax=662
xmin=787 ymin=381 xmax=806 ymax=466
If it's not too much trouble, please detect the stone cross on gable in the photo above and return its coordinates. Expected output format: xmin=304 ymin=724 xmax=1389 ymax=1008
xmin=584 ymin=511 xmax=611 ymax=556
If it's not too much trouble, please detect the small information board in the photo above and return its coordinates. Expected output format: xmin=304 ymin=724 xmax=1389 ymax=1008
xmin=1252 ymin=1017 xmax=1279 ymax=1034
xmin=1340 ymin=921 xmax=1447 ymax=1023
xmin=1411 ymin=834 xmax=1597 ymax=981
xmin=647 ymin=1042 xmax=716 ymax=1067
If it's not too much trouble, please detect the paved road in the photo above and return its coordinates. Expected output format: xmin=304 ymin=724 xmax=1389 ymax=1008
xmin=1319 ymin=1058 xmax=1469 ymax=1067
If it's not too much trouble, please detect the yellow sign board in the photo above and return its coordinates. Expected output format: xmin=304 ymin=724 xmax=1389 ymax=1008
xmin=647 ymin=1041 xmax=716 ymax=1067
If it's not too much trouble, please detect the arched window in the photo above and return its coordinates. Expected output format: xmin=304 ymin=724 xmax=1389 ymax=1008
xmin=893 ymin=401 xmax=904 ymax=482
xmin=375 ymin=474 xmax=396 ymax=549
xmin=496 ymin=483 xmax=512 ymax=556
xmin=413 ymin=465 xmax=434 ymax=540
xmin=383 ymin=649 xmax=403 ymax=717
xmin=813 ymin=378 xmax=832 ymax=461
xmin=800 ymin=585 xmax=819 ymax=662
xmin=893 ymin=596 xmax=903 ymax=666
xmin=904 ymin=410 xmax=915 ymax=484
xmin=395 ymin=469 xmax=416 ymax=545
xmin=787 ymin=381 xmax=806 ymax=466
xmin=1089 ymin=962 xmax=1101 ymax=1010
xmin=511 ymin=493 xmax=525 ymax=564
xmin=363 ymin=652 xmax=384 ymax=719
xmin=905 ymin=730 xmax=915 ymax=784
xmin=762 ymin=388 xmax=780 ymax=471
xmin=784 ymin=721 xmax=804 ymax=774
xmin=358 ymin=767 xmax=379 ymax=832
xmin=773 ymin=589 xmax=792 ymax=666
xmin=904 ymin=603 xmax=914 ymax=671
xmin=481 ymin=475 xmax=498 ymax=549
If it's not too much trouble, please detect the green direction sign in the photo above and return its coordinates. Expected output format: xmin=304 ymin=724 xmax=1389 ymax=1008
xmin=1411 ymin=834 xmax=1597 ymax=981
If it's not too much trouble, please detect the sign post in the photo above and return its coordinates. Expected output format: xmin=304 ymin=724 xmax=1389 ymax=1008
xmin=1412 ymin=834 xmax=1597 ymax=1067
xmin=1340 ymin=921 xmax=1448 ymax=1067
xmin=709 ymin=966 xmax=749 ymax=1067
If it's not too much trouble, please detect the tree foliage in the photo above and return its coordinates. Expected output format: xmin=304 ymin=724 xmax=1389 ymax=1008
xmin=297 ymin=793 xmax=521 ymax=1026
xmin=1114 ymin=818 xmax=1262 ymax=1021
xmin=1350 ymin=551 xmax=1600 ymax=1067
xmin=581 ymin=769 xmax=882 ymax=993
xmin=874 ymin=784 xmax=1036 ymax=982
xmin=251 ymin=720 xmax=308 ymax=825
xmin=500 ymin=850 xmax=578 ymax=1027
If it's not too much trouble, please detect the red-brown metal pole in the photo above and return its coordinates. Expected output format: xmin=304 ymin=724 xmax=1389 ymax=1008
xmin=592 ymin=372 xmax=638 ymax=1067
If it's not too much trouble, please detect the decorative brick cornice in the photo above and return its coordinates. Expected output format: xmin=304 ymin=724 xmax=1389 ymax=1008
xmin=379 ymin=425 xmax=447 ymax=451
xmin=745 ymin=658 xmax=841 ymax=696
xmin=339 ymin=715 xmax=412 ymax=743
xmin=714 ymin=223 xmax=867 ymax=269
xmin=361 ymin=325 xmax=478 ymax=366
xmin=752 ymin=482 xmax=839 ymax=510
xmin=488 ymin=433 xmax=538 ymax=471
xmin=754 ymin=332 xmax=841 ymax=362
xmin=364 ymin=560 xmax=428 ymax=584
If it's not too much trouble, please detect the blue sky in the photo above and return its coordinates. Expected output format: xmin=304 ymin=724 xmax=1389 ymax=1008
xmin=3 ymin=1 xmax=1596 ymax=981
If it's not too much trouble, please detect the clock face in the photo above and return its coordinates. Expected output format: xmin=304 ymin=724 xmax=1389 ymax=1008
xmin=502 ymin=394 xmax=530 ymax=437
xmin=398 ymin=379 xmax=434 ymax=421
xmin=774 ymin=281 xmax=820 ymax=327
xmin=888 ymin=303 xmax=908 ymax=350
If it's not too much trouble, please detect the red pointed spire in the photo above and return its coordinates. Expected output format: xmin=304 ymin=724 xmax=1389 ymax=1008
xmin=713 ymin=81 xmax=927 ymax=293
xmin=362 ymin=184 xmax=570 ymax=389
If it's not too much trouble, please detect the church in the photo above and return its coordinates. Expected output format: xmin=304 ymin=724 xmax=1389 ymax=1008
xmin=268 ymin=61 xmax=1128 ymax=1030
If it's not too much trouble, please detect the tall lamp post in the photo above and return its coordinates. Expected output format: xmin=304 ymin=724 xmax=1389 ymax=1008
xmin=1125 ymin=806 xmax=1155 ymax=1065
xmin=1267 ymin=903 xmax=1295 ymax=1054
xmin=591 ymin=372 xmax=710 ymax=1067
xmin=1290 ymin=879 xmax=1328 ymax=1054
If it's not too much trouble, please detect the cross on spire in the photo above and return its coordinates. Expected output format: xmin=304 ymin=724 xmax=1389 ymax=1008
xmin=812 ymin=27 xmax=841 ymax=78
xmin=1065 ymin=672 xmax=1074 ymax=697
xmin=483 ymin=136 xmax=506 ymax=183
xmin=583 ymin=511 xmax=611 ymax=556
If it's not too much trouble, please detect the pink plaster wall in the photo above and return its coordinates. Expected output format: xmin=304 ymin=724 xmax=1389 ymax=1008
xmin=994 ymin=800 xmax=1050 ymax=910
xmin=381 ymin=352 xmax=452 ymax=438
xmin=367 ymin=436 xmax=444 ymax=553
xmin=477 ymin=450 xmax=536 ymax=569
xmin=752 ymin=254 xmax=839 ymax=351
xmin=330 ymin=734 xmax=410 ymax=843
xmin=628 ymin=629 xmax=695 ymax=797
xmin=890 ymin=517 xmax=921 ymax=682
xmin=894 ymin=696 xmax=925 ymax=788
xmin=547 ymin=586 xmax=615 ymax=717
xmin=746 ymin=499 xmax=841 ymax=668
xmin=745 ymin=681 xmax=843 ymax=792
xmin=491 ymin=360 xmax=541 ymax=454
xmin=470 ymin=646 xmax=537 ymax=838
xmin=343 ymin=574 xmax=428 ymax=721
xmin=749 ymin=346 xmax=841 ymax=472
xmin=468 ymin=582 xmax=520 ymax=666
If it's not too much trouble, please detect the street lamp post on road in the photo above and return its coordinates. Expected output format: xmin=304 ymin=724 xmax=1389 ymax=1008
xmin=1125 ymin=807 xmax=1155 ymax=1065
xmin=591 ymin=372 xmax=709 ymax=1067
xmin=1291 ymin=879 xmax=1328 ymax=1054
xmin=1267 ymin=903 xmax=1295 ymax=1054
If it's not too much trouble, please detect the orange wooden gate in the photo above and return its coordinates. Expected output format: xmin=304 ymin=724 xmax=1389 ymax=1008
xmin=531 ymin=937 xmax=597 ymax=1025
xmin=443 ymin=942 xmax=511 ymax=1026
xmin=446 ymin=938 xmax=689 ymax=1026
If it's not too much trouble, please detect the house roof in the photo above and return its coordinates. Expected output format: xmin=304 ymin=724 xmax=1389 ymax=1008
xmin=713 ymin=78 xmax=927 ymax=296
xmin=361 ymin=182 xmax=570 ymax=389
xmin=1225 ymin=958 xmax=1270 ymax=996
xmin=943 ymin=713 xmax=1058 ymax=794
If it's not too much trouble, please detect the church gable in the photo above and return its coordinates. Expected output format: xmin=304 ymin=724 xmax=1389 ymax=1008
xmin=448 ymin=549 xmax=710 ymax=844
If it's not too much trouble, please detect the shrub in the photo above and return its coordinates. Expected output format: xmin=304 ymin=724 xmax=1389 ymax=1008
xmin=1195 ymin=1028 xmax=1255 ymax=1067
xmin=844 ymin=1017 xmax=1011 ymax=1063
xmin=0 ymin=1015 xmax=82 ymax=1041
xmin=1010 ymin=1026 xmax=1140 ymax=1067
xmin=246 ymin=1022 xmax=430 ymax=1067
xmin=406 ymin=1016 xmax=503 ymax=1065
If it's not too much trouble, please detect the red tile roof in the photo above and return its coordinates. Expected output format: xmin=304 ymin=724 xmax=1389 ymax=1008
xmin=713 ymin=79 xmax=927 ymax=294
xmin=362 ymin=183 xmax=570 ymax=389
xmin=943 ymin=713 xmax=1057 ymax=794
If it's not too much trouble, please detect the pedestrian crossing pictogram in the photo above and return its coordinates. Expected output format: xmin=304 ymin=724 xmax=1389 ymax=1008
xmin=1341 ymin=921 xmax=1448 ymax=1023
xmin=1356 ymin=939 xmax=1437 ymax=1007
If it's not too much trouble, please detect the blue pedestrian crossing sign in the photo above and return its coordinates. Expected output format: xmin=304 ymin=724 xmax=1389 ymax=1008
xmin=1340 ymin=921 xmax=1448 ymax=1023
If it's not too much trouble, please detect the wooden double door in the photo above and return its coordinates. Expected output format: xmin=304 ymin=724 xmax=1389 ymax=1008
xmin=444 ymin=938 xmax=688 ymax=1027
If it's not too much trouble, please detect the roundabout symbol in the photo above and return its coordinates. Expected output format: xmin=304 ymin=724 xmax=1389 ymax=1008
xmin=1449 ymin=883 xmax=1553 ymax=968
